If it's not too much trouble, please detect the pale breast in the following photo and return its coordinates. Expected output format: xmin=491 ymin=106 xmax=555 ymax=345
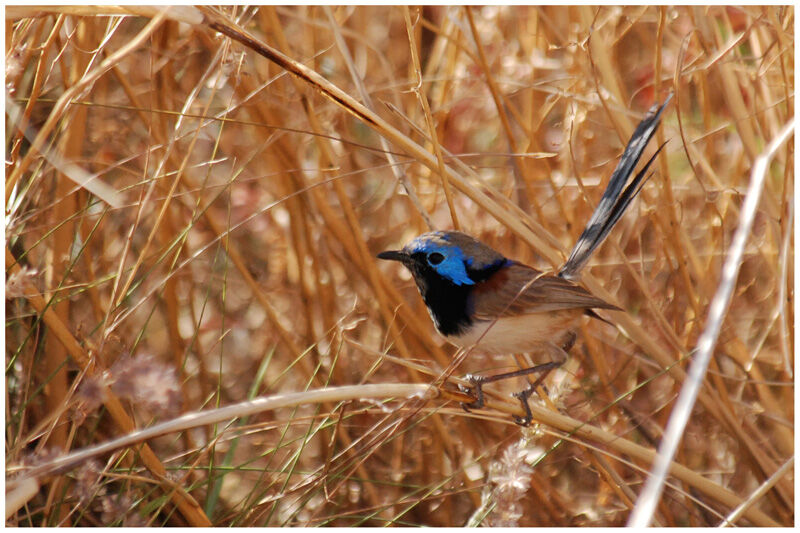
xmin=445 ymin=310 xmax=583 ymax=356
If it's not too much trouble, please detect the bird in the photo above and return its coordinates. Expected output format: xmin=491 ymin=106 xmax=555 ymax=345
xmin=378 ymin=96 xmax=670 ymax=424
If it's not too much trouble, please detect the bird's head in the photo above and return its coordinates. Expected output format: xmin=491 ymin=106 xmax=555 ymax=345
xmin=377 ymin=231 xmax=506 ymax=290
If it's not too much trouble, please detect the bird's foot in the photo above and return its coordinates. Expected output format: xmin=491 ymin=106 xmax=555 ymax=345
xmin=510 ymin=361 xmax=561 ymax=426
xmin=512 ymin=388 xmax=535 ymax=426
xmin=459 ymin=362 xmax=561 ymax=422
xmin=459 ymin=374 xmax=486 ymax=411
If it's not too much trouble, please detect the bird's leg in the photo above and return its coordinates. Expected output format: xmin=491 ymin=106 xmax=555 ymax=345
xmin=460 ymin=374 xmax=486 ymax=411
xmin=512 ymin=367 xmax=556 ymax=425
xmin=512 ymin=338 xmax=573 ymax=426
xmin=460 ymin=334 xmax=577 ymax=420
xmin=460 ymin=362 xmax=561 ymax=412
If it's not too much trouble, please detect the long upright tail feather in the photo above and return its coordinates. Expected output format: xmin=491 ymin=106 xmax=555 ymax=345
xmin=559 ymin=94 xmax=672 ymax=280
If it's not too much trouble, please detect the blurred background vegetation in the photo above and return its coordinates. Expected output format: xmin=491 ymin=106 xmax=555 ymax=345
xmin=5 ymin=5 xmax=793 ymax=526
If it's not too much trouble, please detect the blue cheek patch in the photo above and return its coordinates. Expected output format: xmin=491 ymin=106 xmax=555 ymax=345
xmin=436 ymin=255 xmax=475 ymax=286
xmin=408 ymin=239 xmax=474 ymax=286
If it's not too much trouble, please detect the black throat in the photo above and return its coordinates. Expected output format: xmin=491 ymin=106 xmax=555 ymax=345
xmin=411 ymin=255 xmax=507 ymax=337
xmin=418 ymin=273 xmax=473 ymax=336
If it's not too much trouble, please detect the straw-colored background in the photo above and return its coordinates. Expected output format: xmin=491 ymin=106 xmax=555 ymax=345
xmin=5 ymin=6 xmax=793 ymax=526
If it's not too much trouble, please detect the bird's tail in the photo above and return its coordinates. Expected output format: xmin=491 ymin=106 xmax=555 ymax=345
xmin=558 ymin=94 xmax=671 ymax=280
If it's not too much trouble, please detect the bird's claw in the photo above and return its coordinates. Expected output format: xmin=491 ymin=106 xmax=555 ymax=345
xmin=512 ymin=390 xmax=534 ymax=426
xmin=459 ymin=374 xmax=486 ymax=411
xmin=460 ymin=374 xmax=536 ymax=426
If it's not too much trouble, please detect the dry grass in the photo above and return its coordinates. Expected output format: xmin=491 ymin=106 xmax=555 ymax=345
xmin=5 ymin=5 xmax=793 ymax=526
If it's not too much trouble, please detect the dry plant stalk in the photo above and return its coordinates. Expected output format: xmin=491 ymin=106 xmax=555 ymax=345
xmin=5 ymin=5 xmax=793 ymax=526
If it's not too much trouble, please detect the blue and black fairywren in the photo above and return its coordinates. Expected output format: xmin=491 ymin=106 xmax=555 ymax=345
xmin=378 ymin=96 xmax=671 ymax=424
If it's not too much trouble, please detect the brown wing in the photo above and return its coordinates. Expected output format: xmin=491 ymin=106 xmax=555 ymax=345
xmin=470 ymin=262 xmax=618 ymax=320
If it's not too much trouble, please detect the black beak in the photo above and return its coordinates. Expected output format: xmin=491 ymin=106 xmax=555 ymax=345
xmin=377 ymin=249 xmax=407 ymax=262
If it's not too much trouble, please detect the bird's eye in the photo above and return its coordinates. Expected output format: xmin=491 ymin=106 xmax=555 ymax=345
xmin=427 ymin=252 xmax=445 ymax=265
